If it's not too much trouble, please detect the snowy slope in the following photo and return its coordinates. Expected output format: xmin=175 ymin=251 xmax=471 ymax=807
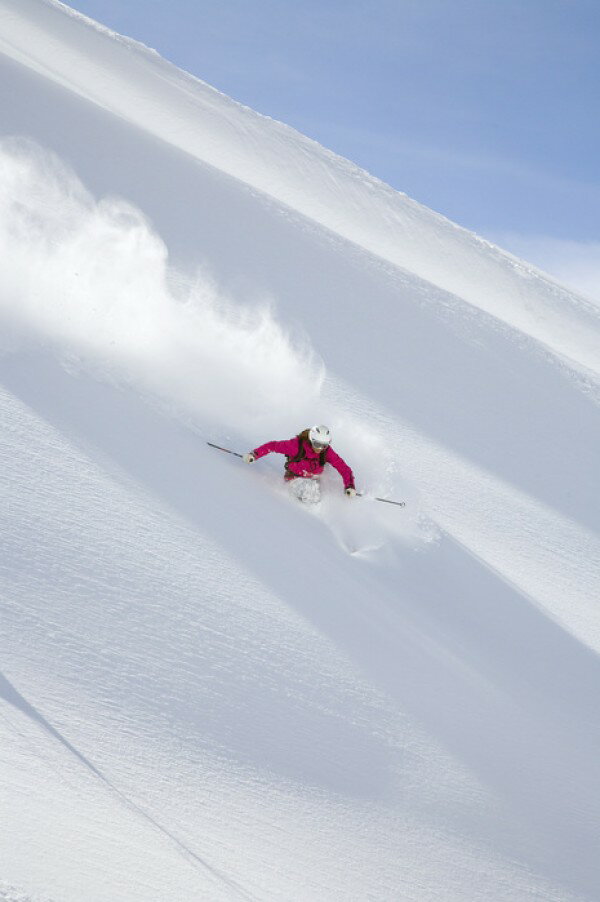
xmin=1 ymin=2 xmax=599 ymax=901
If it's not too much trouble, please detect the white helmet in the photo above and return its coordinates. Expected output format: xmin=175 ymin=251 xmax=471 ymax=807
xmin=309 ymin=424 xmax=331 ymax=449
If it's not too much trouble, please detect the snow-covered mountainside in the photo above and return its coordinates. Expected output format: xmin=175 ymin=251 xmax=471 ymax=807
xmin=1 ymin=1 xmax=599 ymax=900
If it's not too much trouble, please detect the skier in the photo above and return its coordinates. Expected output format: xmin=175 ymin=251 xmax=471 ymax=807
xmin=243 ymin=425 xmax=356 ymax=501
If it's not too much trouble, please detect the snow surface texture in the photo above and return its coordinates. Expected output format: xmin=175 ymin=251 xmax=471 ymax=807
xmin=0 ymin=1 xmax=599 ymax=900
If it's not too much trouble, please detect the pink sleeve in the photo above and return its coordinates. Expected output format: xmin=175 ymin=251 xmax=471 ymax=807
xmin=325 ymin=447 xmax=355 ymax=489
xmin=254 ymin=438 xmax=300 ymax=459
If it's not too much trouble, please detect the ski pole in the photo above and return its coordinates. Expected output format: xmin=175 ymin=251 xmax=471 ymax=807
xmin=357 ymin=493 xmax=406 ymax=508
xmin=207 ymin=441 xmax=244 ymax=459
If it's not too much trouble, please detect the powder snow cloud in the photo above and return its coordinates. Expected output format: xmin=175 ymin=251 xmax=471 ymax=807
xmin=0 ymin=137 xmax=324 ymax=439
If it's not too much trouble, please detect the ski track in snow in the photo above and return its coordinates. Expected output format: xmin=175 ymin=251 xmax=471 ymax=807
xmin=0 ymin=2 xmax=600 ymax=900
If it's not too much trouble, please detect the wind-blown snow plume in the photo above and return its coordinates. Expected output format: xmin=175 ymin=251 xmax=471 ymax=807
xmin=0 ymin=138 xmax=324 ymax=436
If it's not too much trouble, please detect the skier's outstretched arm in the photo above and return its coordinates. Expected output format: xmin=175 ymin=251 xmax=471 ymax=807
xmin=325 ymin=447 xmax=355 ymax=491
xmin=244 ymin=438 xmax=299 ymax=463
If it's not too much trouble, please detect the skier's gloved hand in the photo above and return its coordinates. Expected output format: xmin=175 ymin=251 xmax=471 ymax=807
xmin=243 ymin=452 xmax=256 ymax=464
xmin=345 ymin=487 xmax=356 ymax=497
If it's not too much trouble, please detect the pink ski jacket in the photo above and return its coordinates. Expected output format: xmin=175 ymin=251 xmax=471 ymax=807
xmin=253 ymin=437 xmax=355 ymax=489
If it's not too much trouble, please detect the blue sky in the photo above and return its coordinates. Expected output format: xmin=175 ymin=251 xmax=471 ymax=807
xmin=70 ymin=0 xmax=600 ymax=299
